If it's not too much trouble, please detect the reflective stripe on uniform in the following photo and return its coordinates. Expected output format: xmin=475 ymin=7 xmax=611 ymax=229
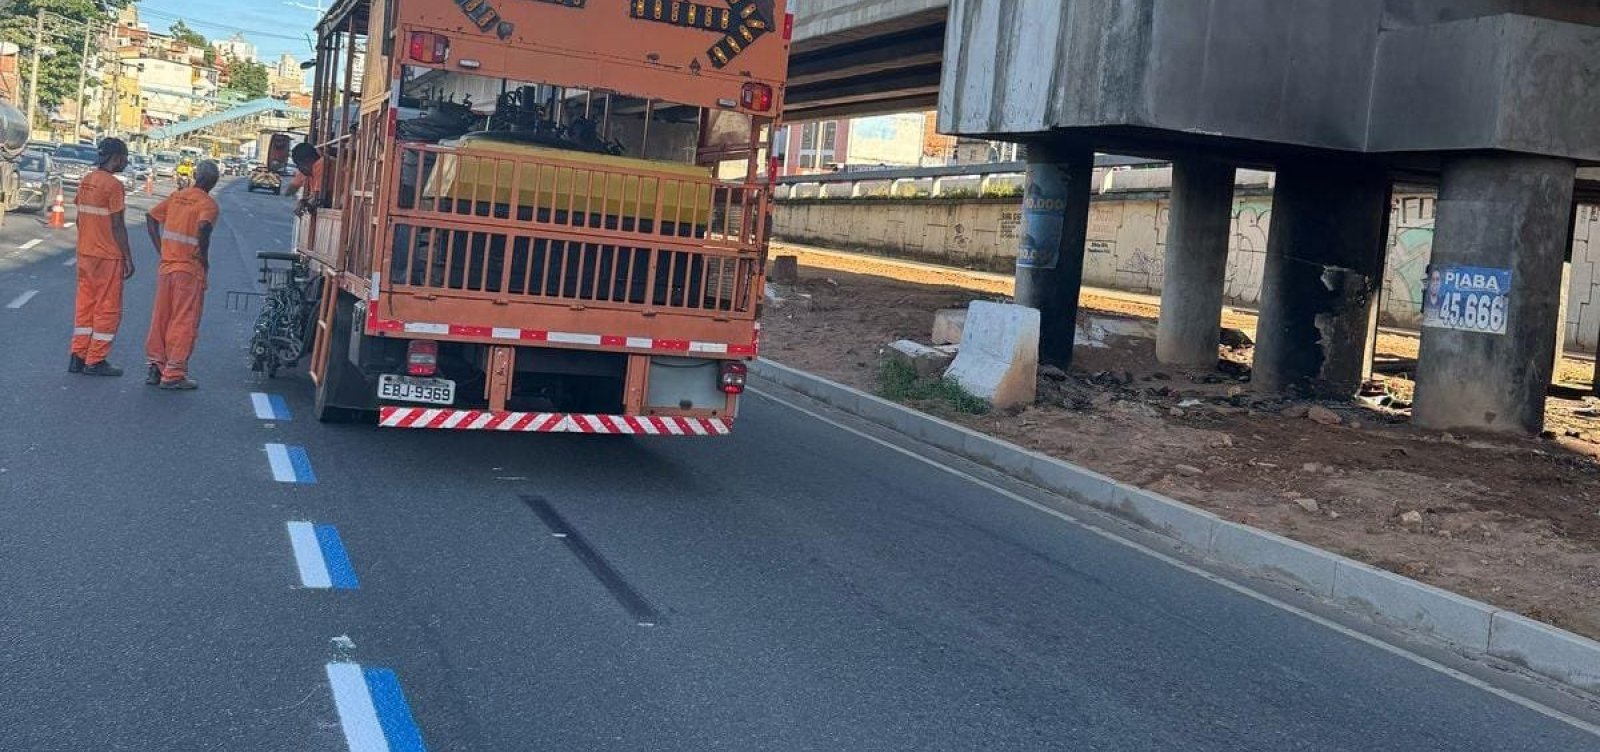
xmin=91 ymin=332 xmax=114 ymax=342
xmin=160 ymin=229 xmax=200 ymax=246
xmin=77 ymin=206 xmax=112 ymax=216
xmin=73 ymin=327 xmax=92 ymax=335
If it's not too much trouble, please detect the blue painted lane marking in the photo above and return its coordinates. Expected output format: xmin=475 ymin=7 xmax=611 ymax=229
xmin=326 ymin=663 xmax=429 ymax=752
xmin=251 ymin=392 xmax=292 ymax=420
xmin=364 ymin=667 xmax=428 ymax=752
xmin=314 ymin=524 xmax=360 ymax=590
xmin=286 ymin=522 xmax=359 ymax=589
xmin=265 ymin=443 xmax=316 ymax=484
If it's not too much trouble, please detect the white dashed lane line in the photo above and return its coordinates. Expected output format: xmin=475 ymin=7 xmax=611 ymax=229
xmin=63 ymin=257 xmax=75 ymax=267
xmin=18 ymin=238 xmax=41 ymax=250
xmin=5 ymin=290 xmax=38 ymax=309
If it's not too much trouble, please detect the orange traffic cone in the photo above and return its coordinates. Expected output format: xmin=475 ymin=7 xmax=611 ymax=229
xmin=48 ymin=190 xmax=65 ymax=229
xmin=144 ymin=173 xmax=153 ymax=195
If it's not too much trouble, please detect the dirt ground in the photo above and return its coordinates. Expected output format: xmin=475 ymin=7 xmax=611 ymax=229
xmin=761 ymin=253 xmax=1600 ymax=641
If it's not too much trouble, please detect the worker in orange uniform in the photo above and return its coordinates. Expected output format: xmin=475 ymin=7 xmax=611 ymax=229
xmin=69 ymin=137 xmax=136 ymax=377
xmin=142 ymin=160 xmax=221 ymax=391
xmin=288 ymin=143 xmax=324 ymax=216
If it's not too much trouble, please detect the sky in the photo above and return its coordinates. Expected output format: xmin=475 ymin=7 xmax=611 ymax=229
xmin=134 ymin=0 xmax=325 ymax=68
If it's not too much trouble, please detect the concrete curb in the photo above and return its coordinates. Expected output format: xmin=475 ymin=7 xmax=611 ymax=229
xmin=750 ymin=358 xmax=1600 ymax=696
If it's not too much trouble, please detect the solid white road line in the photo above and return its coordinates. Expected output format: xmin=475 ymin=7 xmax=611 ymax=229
xmin=286 ymin=521 xmax=332 ymax=589
xmin=750 ymin=388 xmax=1600 ymax=740
xmin=325 ymin=662 xmax=390 ymax=752
xmin=18 ymin=238 xmax=41 ymax=250
xmin=5 ymin=290 xmax=38 ymax=309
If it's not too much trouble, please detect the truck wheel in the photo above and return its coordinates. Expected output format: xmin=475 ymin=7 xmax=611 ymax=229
xmin=313 ymin=292 xmax=375 ymax=424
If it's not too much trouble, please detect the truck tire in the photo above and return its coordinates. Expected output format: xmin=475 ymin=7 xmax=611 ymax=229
xmin=314 ymin=292 xmax=376 ymax=424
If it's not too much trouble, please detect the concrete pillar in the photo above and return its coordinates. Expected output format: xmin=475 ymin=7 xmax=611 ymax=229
xmin=1253 ymin=161 xmax=1391 ymax=397
xmin=1156 ymin=159 xmax=1238 ymax=367
xmin=1015 ymin=141 xmax=1094 ymax=366
xmin=1414 ymin=155 xmax=1577 ymax=435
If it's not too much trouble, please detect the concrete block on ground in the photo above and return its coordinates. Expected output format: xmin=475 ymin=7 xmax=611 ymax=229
xmin=1488 ymin=612 xmax=1600 ymax=693
xmin=1208 ymin=522 xmax=1340 ymax=597
xmin=945 ymin=301 xmax=1039 ymax=409
xmin=1333 ymin=561 xmax=1495 ymax=650
xmin=769 ymin=255 xmax=799 ymax=284
xmin=880 ymin=340 xmax=954 ymax=378
xmin=931 ymin=308 xmax=968 ymax=345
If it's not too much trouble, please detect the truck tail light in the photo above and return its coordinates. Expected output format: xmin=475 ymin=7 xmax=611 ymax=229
xmin=783 ymin=13 xmax=794 ymax=40
xmin=720 ymin=361 xmax=748 ymax=394
xmin=407 ymin=340 xmax=439 ymax=376
xmin=741 ymin=83 xmax=773 ymax=112
xmin=409 ymin=32 xmax=449 ymax=63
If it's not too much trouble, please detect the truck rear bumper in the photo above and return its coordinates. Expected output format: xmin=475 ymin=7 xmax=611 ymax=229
xmin=378 ymin=407 xmax=731 ymax=435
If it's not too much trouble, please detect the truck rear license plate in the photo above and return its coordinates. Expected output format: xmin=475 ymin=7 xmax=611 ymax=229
xmin=378 ymin=374 xmax=455 ymax=405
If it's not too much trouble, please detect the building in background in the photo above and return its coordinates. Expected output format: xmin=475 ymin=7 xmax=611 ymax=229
xmin=269 ymin=53 xmax=305 ymax=97
xmin=211 ymin=33 xmax=256 ymax=64
xmin=772 ymin=111 xmax=1027 ymax=176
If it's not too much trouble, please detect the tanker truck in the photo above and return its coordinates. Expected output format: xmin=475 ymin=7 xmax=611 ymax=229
xmin=0 ymin=101 xmax=30 ymax=225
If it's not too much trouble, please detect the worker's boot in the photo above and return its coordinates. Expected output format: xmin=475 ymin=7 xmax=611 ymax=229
xmin=159 ymin=377 xmax=198 ymax=391
xmin=146 ymin=364 xmax=162 ymax=386
xmin=68 ymin=355 xmax=84 ymax=373
xmin=81 ymin=361 xmax=124 ymax=377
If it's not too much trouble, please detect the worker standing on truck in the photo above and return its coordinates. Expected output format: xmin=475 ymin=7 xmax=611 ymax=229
xmin=142 ymin=160 xmax=220 ymax=391
xmin=287 ymin=143 xmax=324 ymax=215
xmin=69 ymin=137 xmax=135 ymax=377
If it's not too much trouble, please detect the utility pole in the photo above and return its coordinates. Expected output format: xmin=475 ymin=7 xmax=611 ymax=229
xmin=24 ymin=9 xmax=42 ymax=136
xmin=71 ymin=19 xmax=93 ymax=141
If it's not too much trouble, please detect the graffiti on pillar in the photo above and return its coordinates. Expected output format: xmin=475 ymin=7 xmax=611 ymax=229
xmin=1018 ymin=163 xmax=1070 ymax=270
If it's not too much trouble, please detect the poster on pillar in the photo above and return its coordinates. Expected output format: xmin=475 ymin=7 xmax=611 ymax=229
xmin=1017 ymin=163 xmax=1069 ymax=270
xmin=1422 ymin=265 xmax=1512 ymax=335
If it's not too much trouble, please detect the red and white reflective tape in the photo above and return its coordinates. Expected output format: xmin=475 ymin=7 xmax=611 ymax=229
xmin=364 ymin=310 xmax=757 ymax=356
xmin=378 ymin=407 xmax=732 ymax=435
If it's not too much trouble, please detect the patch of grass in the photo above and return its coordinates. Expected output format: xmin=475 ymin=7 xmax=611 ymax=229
xmin=877 ymin=359 xmax=991 ymax=415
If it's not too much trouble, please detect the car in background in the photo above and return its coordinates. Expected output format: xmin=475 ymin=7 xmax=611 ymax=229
xmin=25 ymin=140 xmax=56 ymax=157
xmin=13 ymin=152 xmax=61 ymax=212
xmin=152 ymin=151 xmax=178 ymax=178
xmin=51 ymin=143 xmax=98 ymax=185
xmin=222 ymin=156 xmax=248 ymax=176
xmin=127 ymin=154 xmax=153 ymax=184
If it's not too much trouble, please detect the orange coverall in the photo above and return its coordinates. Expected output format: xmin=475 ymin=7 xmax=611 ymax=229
xmin=72 ymin=169 xmax=129 ymax=365
xmin=288 ymin=157 xmax=324 ymax=205
xmin=144 ymin=187 xmax=219 ymax=381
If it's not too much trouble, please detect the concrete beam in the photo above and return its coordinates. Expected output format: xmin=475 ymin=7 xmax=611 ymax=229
xmin=1414 ymin=155 xmax=1577 ymax=435
xmin=1014 ymin=141 xmax=1095 ymax=367
xmin=1157 ymin=159 xmax=1238 ymax=367
xmin=1253 ymin=161 xmax=1391 ymax=398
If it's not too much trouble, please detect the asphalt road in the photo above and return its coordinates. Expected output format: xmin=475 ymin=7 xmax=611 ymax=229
xmin=1 ymin=177 xmax=1598 ymax=751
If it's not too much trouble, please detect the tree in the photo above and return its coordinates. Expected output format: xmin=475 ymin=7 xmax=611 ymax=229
xmin=0 ymin=0 xmax=134 ymax=123
xmin=169 ymin=20 xmax=206 ymax=48
xmin=226 ymin=60 xmax=269 ymax=100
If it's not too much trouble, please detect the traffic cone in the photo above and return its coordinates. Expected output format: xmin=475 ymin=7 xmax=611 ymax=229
xmin=48 ymin=191 xmax=65 ymax=229
xmin=144 ymin=173 xmax=153 ymax=195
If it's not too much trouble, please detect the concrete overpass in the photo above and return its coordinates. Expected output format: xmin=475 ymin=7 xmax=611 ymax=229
xmin=787 ymin=0 xmax=947 ymax=121
xmin=785 ymin=0 xmax=1600 ymax=437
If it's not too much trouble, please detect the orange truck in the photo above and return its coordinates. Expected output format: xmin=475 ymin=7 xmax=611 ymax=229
xmin=293 ymin=0 xmax=790 ymax=433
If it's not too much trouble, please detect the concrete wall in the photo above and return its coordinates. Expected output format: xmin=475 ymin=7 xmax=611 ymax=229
xmin=773 ymin=195 xmax=1600 ymax=351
